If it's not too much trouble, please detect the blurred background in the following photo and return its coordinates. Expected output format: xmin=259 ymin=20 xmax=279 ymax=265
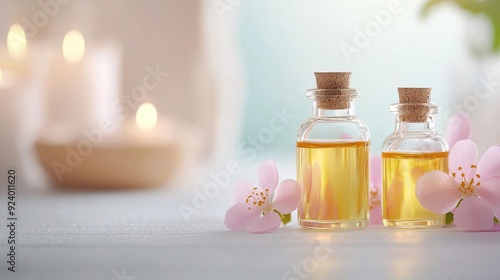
xmin=0 ymin=0 xmax=499 ymax=191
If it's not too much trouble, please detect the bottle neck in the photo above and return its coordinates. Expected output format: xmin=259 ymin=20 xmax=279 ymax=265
xmin=394 ymin=116 xmax=436 ymax=134
xmin=312 ymin=100 xmax=355 ymax=118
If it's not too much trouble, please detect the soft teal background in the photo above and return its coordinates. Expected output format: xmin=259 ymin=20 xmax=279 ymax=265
xmin=237 ymin=0 xmax=472 ymax=154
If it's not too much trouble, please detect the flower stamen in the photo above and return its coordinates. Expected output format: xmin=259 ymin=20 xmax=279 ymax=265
xmin=456 ymin=169 xmax=481 ymax=196
xmin=246 ymin=187 xmax=271 ymax=212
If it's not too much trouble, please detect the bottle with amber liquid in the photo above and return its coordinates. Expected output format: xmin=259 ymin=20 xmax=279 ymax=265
xmin=297 ymin=72 xmax=370 ymax=230
xmin=382 ymin=88 xmax=448 ymax=228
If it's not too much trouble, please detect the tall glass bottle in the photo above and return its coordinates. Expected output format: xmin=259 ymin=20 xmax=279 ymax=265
xmin=382 ymin=88 xmax=448 ymax=228
xmin=297 ymin=72 xmax=370 ymax=230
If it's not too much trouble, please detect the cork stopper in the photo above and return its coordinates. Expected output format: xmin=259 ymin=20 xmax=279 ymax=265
xmin=398 ymin=88 xmax=431 ymax=103
xmin=314 ymin=72 xmax=351 ymax=89
xmin=397 ymin=88 xmax=431 ymax=122
xmin=313 ymin=72 xmax=352 ymax=110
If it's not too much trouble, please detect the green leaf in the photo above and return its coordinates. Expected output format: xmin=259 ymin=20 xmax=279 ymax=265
xmin=446 ymin=212 xmax=454 ymax=224
xmin=281 ymin=213 xmax=292 ymax=225
xmin=421 ymin=0 xmax=449 ymax=18
xmin=491 ymin=19 xmax=500 ymax=52
xmin=495 ymin=217 xmax=499 ymax=223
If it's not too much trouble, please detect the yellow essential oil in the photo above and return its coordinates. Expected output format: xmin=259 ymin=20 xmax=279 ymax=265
xmin=382 ymin=151 xmax=448 ymax=228
xmin=297 ymin=141 xmax=370 ymax=230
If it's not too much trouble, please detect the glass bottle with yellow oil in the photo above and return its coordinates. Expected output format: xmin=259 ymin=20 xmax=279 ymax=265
xmin=297 ymin=72 xmax=370 ymax=230
xmin=382 ymin=88 xmax=448 ymax=228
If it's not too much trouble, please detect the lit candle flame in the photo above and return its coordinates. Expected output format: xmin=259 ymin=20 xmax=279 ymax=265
xmin=7 ymin=24 xmax=27 ymax=59
xmin=63 ymin=30 xmax=85 ymax=63
xmin=136 ymin=103 xmax=157 ymax=130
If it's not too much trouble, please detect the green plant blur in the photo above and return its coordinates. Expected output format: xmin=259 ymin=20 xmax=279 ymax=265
xmin=422 ymin=0 xmax=500 ymax=53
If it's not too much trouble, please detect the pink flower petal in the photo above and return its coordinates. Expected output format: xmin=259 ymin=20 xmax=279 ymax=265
xmin=454 ymin=196 xmax=494 ymax=231
xmin=369 ymin=204 xmax=382 ymax=225
xmin=248 ymin=211 xmax=282 ymax=233
xmin=416 ymin=171 xmax=462 ymax=214
xmin=233 ymin=180 xmax=257 ymax=204
xmin=370 ymin=155 xmax=382 ymax=189
xmin=449 ymin=140 xmax=478 ymax=182
xmin=225 ymin=203 xmax=261 ymax=231
xmin=446 ymin=112 xmax=473 ymax=148
xmin=258 ymin=160 xmax=279 ymax=194
xmin=487 ymin=224 xmax=500 ymax=232
xmin=272 ymin=179 xmax=301 ymax=214
xmin=476 ymin=145 xmax=500 ymax=182
xmin=369 ymin=181 xmax=382 ymax=225
xmin=477 ymin=177 xmax=500 ymax=218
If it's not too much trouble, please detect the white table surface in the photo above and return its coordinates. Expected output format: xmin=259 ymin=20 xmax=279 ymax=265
xmin=1 ymin=158 xmax=499 ymax=280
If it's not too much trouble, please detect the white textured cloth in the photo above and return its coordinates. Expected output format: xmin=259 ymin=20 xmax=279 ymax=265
xmin=1 ymin=184 xmax=499 ymax=280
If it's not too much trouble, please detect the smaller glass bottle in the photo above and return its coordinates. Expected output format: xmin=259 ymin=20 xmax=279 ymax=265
xmin=297 ymin=72 xmax=370 ymax=230
xmin=382 ymin=88 xmax=448 ymax=228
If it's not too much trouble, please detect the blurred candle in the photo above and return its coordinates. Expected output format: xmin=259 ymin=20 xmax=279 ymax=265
xmin=7 ymin=24 xmax=27 ymax=60
xmin=136 ymin=102 xmax=157 ymax=131
xmin=43 ymin=30 xmax=88 ymax=133
xmin=0 ymin=24 xmax=40 ymax=185
xmin=122 ymin=102 xmax=170 ymax=144
xmin=36 ymin=102 xmax=188 ymax=189
xmin=0 ymin=24 xmax=28 ymax=79
xmin=0 ymin=25 xmax=27 ymax=183
xmin=0 ymin=68 xmax=21 ymax=174
xmin=41 ymin=30 xmax=121 ymax=138
xmin=62 ymin=30 xmax=85 ymax=63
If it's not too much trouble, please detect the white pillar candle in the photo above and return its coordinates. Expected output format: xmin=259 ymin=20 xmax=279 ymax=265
xmin=40 ymin=30 xmax=121 ymax=140
xmin=0 ymin=24 xmax=28 ymax=181
xmin=0 ymin=68 xmax=22 ymax=171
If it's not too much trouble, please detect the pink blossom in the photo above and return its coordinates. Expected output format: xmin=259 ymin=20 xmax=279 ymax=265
xmin=225 ymin=160 xmax=301 ymax=233
xmin=369 ymin=155 xmax=382 ymax=225
xmin=416 ymin=140 xmax=500 ymax=231
xmin=446 ymin=112 xmax=473 ymax=148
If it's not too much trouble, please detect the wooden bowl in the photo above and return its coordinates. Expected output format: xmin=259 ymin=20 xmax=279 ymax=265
xmin=35 ymin=140 xmax=183 ymax=190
